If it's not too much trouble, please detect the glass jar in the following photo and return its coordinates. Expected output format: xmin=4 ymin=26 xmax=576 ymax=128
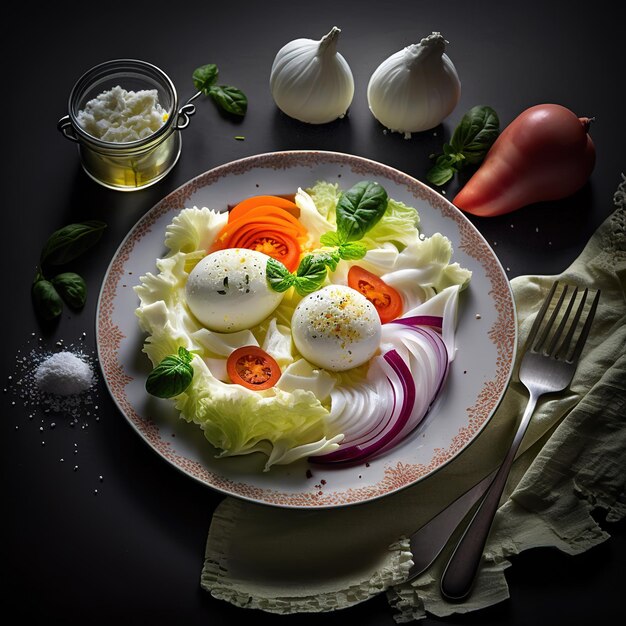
xmin=58 ymin=59 xmax=196 ymax=192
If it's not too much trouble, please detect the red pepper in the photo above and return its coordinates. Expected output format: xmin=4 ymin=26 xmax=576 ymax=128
xmin=453 ymin=104 xmax=596 ymax=217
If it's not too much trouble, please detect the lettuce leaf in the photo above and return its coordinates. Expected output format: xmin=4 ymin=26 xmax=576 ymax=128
xmin=361 ymin=197 xmax=420 ymax=249
xmin=174 ymin=358 xmax=341 ymax=470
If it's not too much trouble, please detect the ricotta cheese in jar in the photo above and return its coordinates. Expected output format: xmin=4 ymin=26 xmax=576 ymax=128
xmin=76 ymin=85 xmax=169 ymax=143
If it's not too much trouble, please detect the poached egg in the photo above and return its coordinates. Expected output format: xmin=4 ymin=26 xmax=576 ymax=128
xmin=291 ymin=284 xmax=381 ymax=371
xmin=185 ymin=248 xmax=283 ymax=332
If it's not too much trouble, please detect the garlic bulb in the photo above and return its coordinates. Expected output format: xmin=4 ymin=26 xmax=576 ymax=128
xmin=367 ymin=32 xmax=461 ymax=138
xmin=270 ymin=26 xmax=354 ymax=124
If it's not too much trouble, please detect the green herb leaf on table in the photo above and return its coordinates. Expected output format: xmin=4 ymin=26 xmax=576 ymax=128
xmin=33 ymin=220 xmax=107 ymax=321
xmin=427 ymin=154 xmax=465 ymax=186
xmin=51 ymin=272 xmax=87 ymax=309
xmin=450 ymin=105 xmax=500 ymax=164
xmin=426 ymin=105 xmax=500 ymax=186
xmin=32 ymin=279 xmax=64 ymax=321
xmin=192 ymin=63 xmax=248 ymax=118
xmin=192 ymin=64 xmax=219 ymax=93
xmin=208 ymin=85 xmax=248 ymax=117
xmin=40 ymin=221 xmax=107 ymax=266
xmin=145 ymin=347 xmax=194 ymax=399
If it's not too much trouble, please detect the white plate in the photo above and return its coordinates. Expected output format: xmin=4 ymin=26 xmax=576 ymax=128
xmin=96 ymin=150 xmax=516 ymax=509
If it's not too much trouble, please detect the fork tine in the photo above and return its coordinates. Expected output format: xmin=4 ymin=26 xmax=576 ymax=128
xmin=568 ymin=289 xmax=601 ymax=363
xmin=534 ymin=283 xmax=568 ymax=352
xmin=526 ymin=281 xmax=559 ymax=349
xmin=555 ymin=288 xmax=587 ymax=360
xmin=546 ymin=286 xmax=579 ymax=357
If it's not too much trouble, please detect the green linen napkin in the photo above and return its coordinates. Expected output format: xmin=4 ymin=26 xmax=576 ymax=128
xmin=200 ymin=175 xmax=626 ymax=620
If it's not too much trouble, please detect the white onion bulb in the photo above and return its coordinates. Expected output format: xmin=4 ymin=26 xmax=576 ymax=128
xmin=270 ymin=26 xmax=355 ymax=124
xmin=367 ymin=32 xmax=461 ymax=138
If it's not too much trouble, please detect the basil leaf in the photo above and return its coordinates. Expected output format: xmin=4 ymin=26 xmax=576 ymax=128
xmin=450 ymin=105 xmax=500 ymax=165
xmin=319 ymin=231 xmax=342 ymax=247
xmin=426 ymin=154 xmax=460 ymax=186
xmin=335 ymin=181 xmax=389 ymax=243
xmin=426 ymin=163 xmax=455 ymax=186
xmin=192 ymin=64 xmax=219 ymax=94
xmin=41 ymin=221 xmax=107 ymax=266
xmin=32 ymin=279 xmax=63 ymax=320
xmin=208 ymin=85 xmax=248 ymax=117
xmin=314 ymin=250 xmax=342 ymax=271
xmin=338 ymin=242 xmax=367 ymax=260
xmin=426 ymin=105 xmax=500 ymax=186
xmin=266 ymin=258 xmax=295 ymax=292
xmin=145 ymin=347 xmax=194 ymax=399
xmin=51 ymin=272 xmax=87 ymax=309
xmin=293 ymin=254 xmax=329 ymax=296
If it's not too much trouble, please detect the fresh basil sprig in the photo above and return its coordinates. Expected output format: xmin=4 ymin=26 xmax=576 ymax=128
xmin=267 ymin=181 xmax=388 ymax=296
xmin=32 ymin=221 xmax=106 ymax=321
xmin=426 ymin=105 xmax=500 ymax=186
xmin=267 ymin=254 xmax=337 ymax=297
xmin=294 ymin=254 xmax=333 ymax=295
xmin=145 ymin=347 xmax=195 ymax=399
xmin=192 ymin=63 xmax=248 ymax=117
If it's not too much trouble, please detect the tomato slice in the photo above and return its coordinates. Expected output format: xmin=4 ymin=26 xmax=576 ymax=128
xmin=347 ymin=266 xmax=403 ymax=324
xmin=236 ymin=229 xmax=301 ymax=272
xmin=227 ymin=346 xmax=281 ymax=391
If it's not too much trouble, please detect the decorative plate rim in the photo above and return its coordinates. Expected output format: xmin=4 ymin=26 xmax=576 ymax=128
xmin=96 ymin=150 xmax=517 ymax=509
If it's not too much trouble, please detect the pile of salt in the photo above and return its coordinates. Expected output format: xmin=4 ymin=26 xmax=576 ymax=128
xmin=34 ymin=351 xmax=95 ymax=396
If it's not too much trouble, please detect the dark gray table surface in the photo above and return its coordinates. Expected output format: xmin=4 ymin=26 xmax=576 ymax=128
xmin=3 ymin=1 xmax=624 ymax=624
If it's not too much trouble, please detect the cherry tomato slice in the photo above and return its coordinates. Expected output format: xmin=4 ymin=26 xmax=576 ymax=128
xmin=347 ymin=266 xmax=403 ymax=324
xmin=226 ymin=346 xmax=281 ymax=391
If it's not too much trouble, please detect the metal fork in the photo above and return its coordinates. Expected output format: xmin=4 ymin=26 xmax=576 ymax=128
xmin=439 ymin=280 xmax=600 ymax=601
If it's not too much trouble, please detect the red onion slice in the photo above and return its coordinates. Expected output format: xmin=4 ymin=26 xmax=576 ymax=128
xmin=310 ymin=287 xmax=458 ymax=465
xmin=311 ymin=351 xmax=414 ymax=463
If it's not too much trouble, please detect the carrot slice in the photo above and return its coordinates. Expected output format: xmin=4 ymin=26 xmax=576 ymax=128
xmin=228 ymin=206 xmax=307 ymax=234
xmin=229 ymin=195 xmax=299 ymax=221
xmin=214 ymin=213 xmax=306 ymax=251
xmin=211 ymin=194 xmax=307 ymax=270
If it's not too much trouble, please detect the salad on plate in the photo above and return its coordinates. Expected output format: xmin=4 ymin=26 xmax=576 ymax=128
xmin=134 ymin=180 xmax=471 ymax=470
